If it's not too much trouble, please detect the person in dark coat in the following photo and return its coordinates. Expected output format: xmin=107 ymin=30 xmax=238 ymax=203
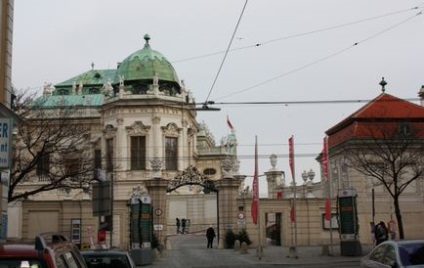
xmin=176 ymin=218 xmax=180 ymax=234
xmin=181 ymin=218 xmax=186 ymax=234
xmin=206 ymin=225 xmax=216 ymax=248
xmin=374 ymin=221 xmax=388 ymax=245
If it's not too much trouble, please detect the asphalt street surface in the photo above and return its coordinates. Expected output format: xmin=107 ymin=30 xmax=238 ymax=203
xmin=147 ymin=233 xmax=364 ymax=267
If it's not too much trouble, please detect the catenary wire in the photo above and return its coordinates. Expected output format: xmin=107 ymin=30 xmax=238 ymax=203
xmin=204 ymin=0 xmax=249 ymax=104
xmin=173 ymin=5 xmax=422 ymax=64
xmin=213 ymin=10 xmax=423 ymax=101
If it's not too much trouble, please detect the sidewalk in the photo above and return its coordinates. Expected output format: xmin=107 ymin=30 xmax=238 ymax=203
xmin=239 ymin=243 xmax=371 ymax=266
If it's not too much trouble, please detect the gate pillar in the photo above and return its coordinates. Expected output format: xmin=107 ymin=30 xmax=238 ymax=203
xmin=215 ymin=177 xmax=242 ymax=248
xmin=144 ymin=178 xmax=169 ymax=249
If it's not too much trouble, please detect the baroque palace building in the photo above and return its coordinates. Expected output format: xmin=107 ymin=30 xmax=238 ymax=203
xmin=8 ymin=34 xmax=242 ymax=249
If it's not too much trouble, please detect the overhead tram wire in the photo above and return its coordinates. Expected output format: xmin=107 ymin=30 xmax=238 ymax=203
xmin=172 ymin=5 xmax=422 ymax=64
xmin=213 ymin=9 xmax=423 ymax=101
xmin=191 ymin=97 xmax=421 ymax=107
xmin=202 ymin=0 xmax=249 ymax=109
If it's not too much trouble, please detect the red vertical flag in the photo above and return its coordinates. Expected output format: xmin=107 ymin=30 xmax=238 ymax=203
xmin=322 ymin=136 xmax=329 ymax=181
xmin=323 ymin=136 xmax=331 ymax=221
xmin=227 ymin=115 xmax=234 ymax=130
xmin=325 ymin=198 xmax=331 ymax=221
xmin=251 ymin=136 xmax=259 ymax=225
xmin=288 ymin=136 xmax=296 ymax=222
xmin=288 ymin=136 xmax=295 ymax=181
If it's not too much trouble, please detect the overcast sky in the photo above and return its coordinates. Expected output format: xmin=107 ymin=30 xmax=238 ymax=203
xmin=12 ymin=1 xmax=424 ymax=195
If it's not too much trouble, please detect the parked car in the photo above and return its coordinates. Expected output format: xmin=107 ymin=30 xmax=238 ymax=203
xmin=361 ymin=240 xmax=424 ymax=268
xmin=81 ymin=249 xmax=136 ymax=268
xmin=0 ymin=232 xmax=87 ymax=268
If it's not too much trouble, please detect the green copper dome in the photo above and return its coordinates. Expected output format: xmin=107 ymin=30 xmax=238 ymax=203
xmin=115 ymin=34 xmax=181 ymax=91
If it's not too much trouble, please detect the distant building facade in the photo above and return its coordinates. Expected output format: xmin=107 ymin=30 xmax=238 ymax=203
xmin=0 ymin=0 xmax=20 ymax=242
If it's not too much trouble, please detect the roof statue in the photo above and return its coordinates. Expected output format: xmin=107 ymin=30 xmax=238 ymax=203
xmin=102 ymin=80 xmax=114 ymax=97
xmin=43 ymin=82 xmax=54 ymax=96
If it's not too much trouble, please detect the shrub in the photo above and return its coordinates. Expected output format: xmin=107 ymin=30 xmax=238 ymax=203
xmin=151 ymin=232 xmax=160 ymax=250
xmin=224 ymin=230 xmax=236 ymax=249
xmin=236 ymin=228 xmax=252 ymax=246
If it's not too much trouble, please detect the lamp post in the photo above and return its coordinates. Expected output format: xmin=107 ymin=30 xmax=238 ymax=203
xmin=302 ymin=171 xmax=308 ymax=198
xmin=302 ymin=169 xmax=315 ymax=198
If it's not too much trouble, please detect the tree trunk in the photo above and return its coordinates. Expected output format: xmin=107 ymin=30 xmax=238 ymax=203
xmin=393 ymin=196 xmax=404 ymax=239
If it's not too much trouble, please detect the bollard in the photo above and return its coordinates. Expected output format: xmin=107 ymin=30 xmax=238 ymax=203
xmin=240 ymin=242 xmax=248 ymax=254
xmin=234 ymin=240 xmax=240 ymax=251
xmin=218 ymin=238 xmax=225 ymax=249
xmin=152 ymin=248 xmax=160 ymax=260
xmin=165 ymin=237 xmax=172 ymax=250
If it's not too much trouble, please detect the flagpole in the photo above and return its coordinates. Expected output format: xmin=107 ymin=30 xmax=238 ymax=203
xmin=256 ymin=136 xmax=263 ymax=259
xmin=288 ymin=136 xmax=298 ymax=258
xmin=328 ymin=148 xmax=334 ymax=255
xmin=324 ymin=136 xmax=334 ymax=255
xmin=292 ymin=147 xmax=298 ymax=258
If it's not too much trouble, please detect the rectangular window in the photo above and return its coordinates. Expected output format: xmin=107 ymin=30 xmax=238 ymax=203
xmin=106 ymin=139 xmax=114 ymax=172
xmin=165 ymin=137 xmax=178 ymax=170
xmin=94 ymin=149 xmax=102 ymax=180
xmin=131 ymin=136 xmax=146 ymax=170
xmin=36 ymin=152 xmax=50 ymax=179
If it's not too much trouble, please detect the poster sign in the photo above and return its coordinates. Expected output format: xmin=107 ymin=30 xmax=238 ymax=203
xmin=338 ymin=189 xmax=359 ymax=239
xmin=0 ymin=119 xmax=11 ymax=168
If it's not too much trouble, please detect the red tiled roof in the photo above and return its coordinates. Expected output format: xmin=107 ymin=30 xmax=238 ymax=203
xmin=326 ymin=93 xmax=424 ymax=148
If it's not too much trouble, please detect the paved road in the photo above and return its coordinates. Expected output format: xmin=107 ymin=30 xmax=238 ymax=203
xmin=147 ymin=234 xmax=364 ymax=267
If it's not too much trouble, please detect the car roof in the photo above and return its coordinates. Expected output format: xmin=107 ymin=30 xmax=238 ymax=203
xmin=0 ymin=243 xmax=38 ymax=257
xmin=82 ymin=249 xmax=130 ymax=255
xmin=384 ymin=240 xmax=424 ymax=246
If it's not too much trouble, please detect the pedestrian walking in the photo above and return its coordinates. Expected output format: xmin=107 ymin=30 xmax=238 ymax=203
xmin=374 ymin=221 xmax=388 ymax=245
xmin=181 ymin=218 xmax=186 ymax=234
xmin=387 ymin=219 xmax=397 ymax=240
xmin=176 ymin=218 xmax=181 ymax=234
xmin=206 ymin=225 xmax=216 ymax=248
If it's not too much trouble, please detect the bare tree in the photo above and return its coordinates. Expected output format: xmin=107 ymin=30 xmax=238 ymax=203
xmin=10 ymin=90 xmax=95 ymax=203
xmin=343 ymin=121 xmax=424 ymax=239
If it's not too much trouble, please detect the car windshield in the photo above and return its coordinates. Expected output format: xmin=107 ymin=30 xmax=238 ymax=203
xmin=82 ymin=253 xmax=130 ymax=268
xmin=0 ymin=259 xmax=45 ymax=268
xmin=399 ymin=243 xmax=424 ymax=265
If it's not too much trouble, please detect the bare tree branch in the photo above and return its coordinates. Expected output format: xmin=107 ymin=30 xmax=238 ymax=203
xmin=342 ymin=121 xmax=424 ymax=239
xmin=10 ymin=89 xmax=95 ymax=203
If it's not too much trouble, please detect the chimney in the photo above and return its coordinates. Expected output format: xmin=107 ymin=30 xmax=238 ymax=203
xmin=418 ymin=85 xmax=424 ymax=106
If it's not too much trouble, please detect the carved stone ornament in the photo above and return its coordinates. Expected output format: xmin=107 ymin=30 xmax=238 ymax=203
xmin=103 ymin=124 xmax=117 ymax=139
xmin=167 ymin=166 xmax=216 ymax=193
xmin=131 ymin=185 xmax=148 ymax=200
xmin=162 ymin=123 xmax=181 ymax=136
xmin=150 ymin=158 xmax=162 ymax=172
xmin=126 ymin=121 xmax=151 ymax=135
xmin=221 ymin=157 xmax=234 ymax=175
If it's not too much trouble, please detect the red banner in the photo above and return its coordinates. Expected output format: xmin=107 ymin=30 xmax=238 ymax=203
xmin=323 ymin=136 xmax=331 ymax=221
xmin=322 ymin=136 xmax=329 ymax=181
xmin=288 ymin=136 xmax=294 ymax=180
xmin=325 ymin=198 xmax=331 ymax=221
xmin=251 ymin=137 xmax=258 ymax=225
xmin=227 ymin=115 xmax=234 ymax=130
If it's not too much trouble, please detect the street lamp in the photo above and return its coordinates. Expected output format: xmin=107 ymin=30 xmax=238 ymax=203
xmin=301 ymin=169 xmax=315 ymax=198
